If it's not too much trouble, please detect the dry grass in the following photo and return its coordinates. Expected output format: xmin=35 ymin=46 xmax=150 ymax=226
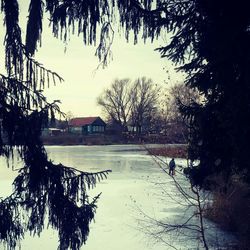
xmin=205 ymin=176 xmax=250 ymax=249
xmin=147 ymin=144 xmax=188 ymax=158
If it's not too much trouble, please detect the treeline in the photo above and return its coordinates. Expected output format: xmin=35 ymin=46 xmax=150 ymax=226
xmin=44 ymin=78 xmax=200 ymax=144
xmin=97 ymin=77 xmax=201 ymax=143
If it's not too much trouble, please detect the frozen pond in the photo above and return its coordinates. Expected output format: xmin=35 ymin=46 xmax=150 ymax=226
xmin=0 ymin=145 xmax=235 ymax=250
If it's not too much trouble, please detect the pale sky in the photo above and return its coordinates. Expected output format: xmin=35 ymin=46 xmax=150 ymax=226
xmin=0 ymin=3 xmax=184 ymax=117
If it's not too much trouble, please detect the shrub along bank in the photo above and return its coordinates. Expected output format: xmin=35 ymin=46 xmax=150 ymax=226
xmin=205 ymin=175 xmax=250 ymax=249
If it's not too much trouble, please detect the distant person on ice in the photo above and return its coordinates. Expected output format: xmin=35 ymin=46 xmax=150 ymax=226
xmin=169 ymin=158 xmax=176 ymax=176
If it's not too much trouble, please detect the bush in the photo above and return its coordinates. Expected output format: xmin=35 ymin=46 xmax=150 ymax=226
xmin=205 ymin=175 xmax=250 ymax=249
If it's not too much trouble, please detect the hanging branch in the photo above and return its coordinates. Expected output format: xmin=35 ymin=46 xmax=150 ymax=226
xmin=140 ymin=144 xmax=210 ymax=249
xmin=95 ymin=22 xmax=114 ymax=70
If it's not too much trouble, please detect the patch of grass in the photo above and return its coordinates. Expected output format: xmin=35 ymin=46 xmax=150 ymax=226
xmin=147 ymin=144 xmax=188 ymax=158
xmin=205 ymin=175 xmax=250 ymax=249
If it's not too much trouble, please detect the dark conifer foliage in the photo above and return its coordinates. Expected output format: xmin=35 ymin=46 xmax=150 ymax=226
xmin=26 ymin=0 xmax=44 ymax=55
xmin=0 ymin=0 xmax=111 ymax=249
xmin=114 ymin=0 xmax=250 ymax=186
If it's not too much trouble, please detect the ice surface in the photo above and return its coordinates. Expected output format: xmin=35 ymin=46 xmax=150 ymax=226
xmin=0 ymin=145 xmax=236 ymax=250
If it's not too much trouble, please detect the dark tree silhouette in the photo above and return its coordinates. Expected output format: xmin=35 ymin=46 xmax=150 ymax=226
xmin=112 ymin=0 xmax=250 ymax=186
xmin=154 ymin=1 xmax=250 ymax=186
xmin=0 ymin=1 xmax=112 ymax=249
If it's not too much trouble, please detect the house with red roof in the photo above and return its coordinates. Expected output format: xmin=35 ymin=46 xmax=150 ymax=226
xmin=68 ymin=117 xmax=106 ymax=135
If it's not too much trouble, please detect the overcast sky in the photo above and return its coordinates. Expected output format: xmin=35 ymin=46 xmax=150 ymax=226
xmin=0 ymin=3 xmax=184 ymax=117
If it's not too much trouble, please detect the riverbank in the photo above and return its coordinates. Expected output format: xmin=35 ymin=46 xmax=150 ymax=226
xmin=146 ymin=144 xmax=187 ymax=158
xmin=41 ymin=133 xmax=184 ymax=145
xmin=205 ymin=176 xmax=250 ymax=249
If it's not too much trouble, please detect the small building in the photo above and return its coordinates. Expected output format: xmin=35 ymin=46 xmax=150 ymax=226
xmin=69 ymin=117 xmax=106 ymax=135
xmin=42 ymin=128 xmax=62 ymax=136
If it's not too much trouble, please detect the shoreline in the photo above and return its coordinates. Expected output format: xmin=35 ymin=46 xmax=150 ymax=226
xmin=146 ymin=144 xmax=187 ymax=158
xmin=41 ymin=133 xmax=187 ymax=146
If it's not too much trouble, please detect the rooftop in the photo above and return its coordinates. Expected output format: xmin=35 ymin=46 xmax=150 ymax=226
xmin=69 ymin=117 xmax=101 ymax=127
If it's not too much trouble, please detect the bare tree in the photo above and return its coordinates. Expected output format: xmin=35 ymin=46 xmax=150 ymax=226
xmin=65 ymin=111 xmax=74 ymax=131
xmin=169 ymin=83 xmax=202 ymax=122
xmin=159 ymin=83 xmax=202 ymax=142
xmin=130 ymin=77 xmax=160 ymax=135
xmin=160 ymin=83 xmax=201 ymax=123
xmin=97 ymin=77 xmax=160 ymax=134
xmin=65 ymin=111 xmax=74 ymax=122
xmin=97 ymin=78 xmax=132 ymax=132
